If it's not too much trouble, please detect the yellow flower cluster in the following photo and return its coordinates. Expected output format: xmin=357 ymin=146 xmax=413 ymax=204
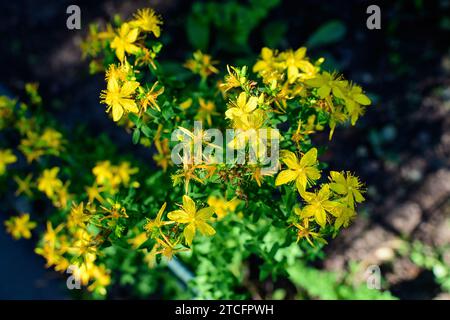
xmin=19 ymin=127 xmax=65 ymax=163
xmin=1 ymin=83 xmax=144 ymax=296
xmin=82 ymin=9 xmax=165 ymax=122
xmin=184 ymin=50 xmax=219 ymax=79
xmin=35 ymin=214 xmax=111 ymax=296
xmin=36 ymin=169 xmax=141 ymax=295
xmin=252 ymin=47 xmax=320 ymax=110
xmin=142 ymin=192 xmax=242 ymax=263
xmin=207 ymin=195 xmax=241 ymax=220
xmin=275 ymin=149 xmax=365 ymax=245
xmin=253 ymin=47 xmax=371 ymax=138
xmin=33 ymin=159 xmax=139 ymax=295
xmin=37 ymin=167 xmax=72 ymax=209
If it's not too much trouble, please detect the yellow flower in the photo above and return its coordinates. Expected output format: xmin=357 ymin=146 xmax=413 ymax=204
xmin=196 ymin=98 xmax=217 ymax=126
xmin=228 ymin=127 xmax=279 ymax=160
xmin=139 ymin=81 xmax=164 ymax=112
xmin=292 ymin=218 xmax=326 ymax=246
xmin=69 ymin=202 xmax=91 ymax=228
xmin=155 ymin=235 xmax=187 ymax=260
xmin=88 ymin=265 xmax=111 ymax=295
xmin=92 ymin=161 xmax=113 ymax=185
xmin=128 ymin=232 xmax=148 ymax=249
xmin=253 ymin=47 xmax=275 ymax=74
xmin=131 ymin=8 xmax=163 ymax=37
xmin=305 ymin=71 xmax=344 ymax=99
xmin=251 ymin=166 xmax=276 ymax=187
xmin=18 ymin=128 xmax=64 ymax=163
xmin=54 ymin=181 xmax=72 ymax=209
xmin=225 ymin=92 xmax=259 ymax=128
xmin=184 ymin=50 xmax=219 ymax=78
xmin=168 ymin=195 xmax=216 ymax=245
xmin=37 ymin=167 xmax=63 ymax=198
xmin=179 ymin=98 xmax=193 ymax=110
xmin=4 ymin=213 xmax=36 ymax=240
xmin=154 ymin=137 xmax=171 ymax=171
xmin=291 ymin=116 xmax=321 ymax=146
xmin=115 ymin=161 xmax=139 ymax=186
xmin=71 ymin=262 xmax=91 ymax=287
xmin=275 ymin=148 xmax=321 ymax=192
xmin=144 ymin=202 xmax=174 ymax=235
xmin=14 ymin=174 xmax=34 ymax=197
xmin=328 ymin=171 xmax=365 ymax=208
xmin=207 ymin=196 xmax=241 ymax=220
xmin=221 ymin=65 xmax=246 ymax=93
xmin=143 ymin=245 xmax=159 ymax=268
xmin=0 ymin=149 xmax=17 ymax=175
xmin=100 ymin=200 xmax=129 ymax=221
xmin=329 ymin=205 xmax=356 ymax=230
xmin=299 ymin=184 xmax=337 ymax=228
xmin=342 ymin=83 xmax=371 ymax=125
xmin=172 ymin=163 xmax=215 ymax=194
xmin=279 ymin=47 xmax=316 ymax=83
xmin=85 ymin=184 xmax=105 ymax=203
xmin=105 ymin=62 xmax=133 ymax=82
xmin=100 ymin=77 xmax=140 ymax=122
xmin=40 ymin=128 xmax=64 ymax=150
xmin=110 ymin=23 xmax=140 ymax=61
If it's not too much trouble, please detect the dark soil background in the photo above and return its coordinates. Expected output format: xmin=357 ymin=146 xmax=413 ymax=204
xmin=1 ymin=0 xmax=450 ymax=299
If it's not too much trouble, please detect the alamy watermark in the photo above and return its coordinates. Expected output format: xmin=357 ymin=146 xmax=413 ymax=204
xmin=66 ymin=5 xmax=81 ymax=30
xmin=366 ymin=5 xmax=381 ymax=30
xmin=365 ymin=264 xmax=382 ymax=290
xmin=66 ymin=264 xmax=81 ymax=290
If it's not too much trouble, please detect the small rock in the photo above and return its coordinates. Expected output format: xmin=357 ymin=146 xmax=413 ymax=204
xmin=385 ymin=202 xmax=422 ymax=235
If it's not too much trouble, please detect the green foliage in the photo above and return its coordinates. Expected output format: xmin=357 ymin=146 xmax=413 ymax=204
xmin=306 ymin=20 xmax=347 ymax=49
xmin=287 ymin=263 xmax=396 ymax=300
xmin=186 ymin=0 xmax=280 ymax=52
xmin=411 ymin=241 xmax=450 ymax=293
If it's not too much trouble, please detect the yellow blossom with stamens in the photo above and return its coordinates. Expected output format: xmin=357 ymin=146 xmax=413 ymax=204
xmin=144 ymin=202 xmax=174 ymax=236
xmin=100 ymin=77 xmax=140 ymax=122
xmin=131 ymin=8 xmax=163 ymax=37
xmin=168 ymin=195 xmax=216 ymax=245
xmin=110 ymin=23 xmax=140 ymax=61
xmin=139 ymin=82 xmax=164 ymax=112
xmin=37 ymin=167 xmax=63 ymax=198
xmin=291 ymin=217 xmax=326 ymax=246
xmin=275 ymin=148 xmax=321 ymax=192
xmin=299 ymin=184 xmax=338 ymax=228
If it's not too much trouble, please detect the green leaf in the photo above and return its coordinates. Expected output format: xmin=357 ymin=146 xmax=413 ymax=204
xmin=307 ymin=20 xmax=347 ymax=49
xmin=186 ymin=14 xmax=209 ymax=50
xmin=162 ymin=106 xmax=175 ymax=120
xmin=141 ymin=125 xmax=152 ymax=138
xmin=132 ymin=128 xmax=140 ymax=144
xmin=128 ymin=113 xmax=140 ymax=126
xmin=262 ymin=21 xmax=287 ymax=48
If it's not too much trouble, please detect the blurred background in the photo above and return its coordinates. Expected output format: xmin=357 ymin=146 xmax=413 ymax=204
xmin=0 ymin=0 xmax=450 ymax=299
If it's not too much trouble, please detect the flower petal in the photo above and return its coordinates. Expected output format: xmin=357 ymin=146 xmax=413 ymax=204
xmin=275 ymin=169 xmax=298 ymax=186
xmin=300 ymin=148 xmax=317 ymax=167
xmin=167 ymin=209 xmax=191 ymax=223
